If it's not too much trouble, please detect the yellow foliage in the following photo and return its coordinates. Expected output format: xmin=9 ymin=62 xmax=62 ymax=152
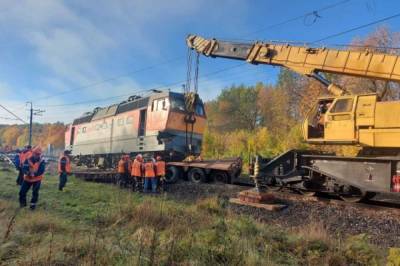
xmin=387 ymin=248 xmax=400 ymax=266
xmin=0 ymin=123 xmax=65 ymax=149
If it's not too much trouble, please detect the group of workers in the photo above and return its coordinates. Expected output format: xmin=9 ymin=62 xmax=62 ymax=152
xmin=117 ymin=154 xmax=166 ymax=193
xmin=13 ymin=146 xmax=71 ymax=210
xmin=12 ymin=146 xmax=165 ymax=210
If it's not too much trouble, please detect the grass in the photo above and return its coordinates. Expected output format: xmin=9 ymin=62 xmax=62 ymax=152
xmin=0 ymin=167 xmax=397 ymax=265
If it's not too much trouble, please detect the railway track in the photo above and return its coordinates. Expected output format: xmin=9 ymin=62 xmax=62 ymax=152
xmin=72 ymin=169 xmax=400 ymax=211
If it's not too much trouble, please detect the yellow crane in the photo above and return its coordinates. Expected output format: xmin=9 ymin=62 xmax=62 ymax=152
xmin=187 ymin=34 xmax=400 ymax=201
xmin=187 ymin=35 xmax=400 ymax=150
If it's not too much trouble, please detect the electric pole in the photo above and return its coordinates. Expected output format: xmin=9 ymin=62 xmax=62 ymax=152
xmin=26 ymin=102 xmax=45 ymax=146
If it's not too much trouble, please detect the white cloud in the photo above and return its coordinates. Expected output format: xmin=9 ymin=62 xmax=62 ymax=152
xmin=0 ymin=0 xmax=251 ymax=123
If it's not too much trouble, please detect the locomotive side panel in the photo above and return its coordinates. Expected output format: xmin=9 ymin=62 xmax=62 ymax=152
xmin=110 ymin=111 xmax=140 ymax=153
xmin=72 ymin=114 xmax=115 ymax=156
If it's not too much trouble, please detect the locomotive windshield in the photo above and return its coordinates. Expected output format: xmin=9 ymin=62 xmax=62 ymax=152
xmin=170 ymin=95 xmax=205 ymax=116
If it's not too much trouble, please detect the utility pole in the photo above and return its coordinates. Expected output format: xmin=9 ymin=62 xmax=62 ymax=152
xmin=26 ymin=102 xmax=45 ymax=146
xmin=29 ymin=103 xmax=33 ymax=146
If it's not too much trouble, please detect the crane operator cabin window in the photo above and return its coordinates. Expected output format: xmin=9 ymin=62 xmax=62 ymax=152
xmin=330 ymin=98 xmax=353 ymax=113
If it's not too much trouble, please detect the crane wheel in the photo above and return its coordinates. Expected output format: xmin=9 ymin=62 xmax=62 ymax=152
xmin=165 ymin=166 xmax=181 ymax=184
xmin=188 ymin=168 xmax=206 ymax=183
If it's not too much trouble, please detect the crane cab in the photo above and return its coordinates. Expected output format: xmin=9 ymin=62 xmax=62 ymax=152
xmin=304 ymin=93 xmax=400 ymax=148
xmin=304 ymin=95 xmax=358 ymax=144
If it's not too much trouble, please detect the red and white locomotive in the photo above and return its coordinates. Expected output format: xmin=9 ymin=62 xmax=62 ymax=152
xmin=65 ymin=91 xmax=206 ymax=167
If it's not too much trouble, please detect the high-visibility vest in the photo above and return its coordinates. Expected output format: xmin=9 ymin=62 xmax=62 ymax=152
xmin=24 ymin=159 xmax=44 ymax=182
xmin=144 ymin=162 xmax=156 ymax=178
xmin=117 ymin=159 xmax=125 ymax=173
xmin=19 ymin=150 xmax=32 ymax=167
xmin=58 ymin=156 xmax=71 ymax=174
xmin=131 ymin=160 xmax=143 ymax=177
xmin=156 ymin=161 xmax=166 ymax=176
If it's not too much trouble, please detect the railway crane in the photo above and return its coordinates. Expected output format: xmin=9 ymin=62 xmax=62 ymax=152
xmin=187 ymin=34 xmax=400 ymax=202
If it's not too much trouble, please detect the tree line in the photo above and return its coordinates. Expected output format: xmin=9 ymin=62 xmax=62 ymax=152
xmin=0 ymin=123 xmax=66 ymax=151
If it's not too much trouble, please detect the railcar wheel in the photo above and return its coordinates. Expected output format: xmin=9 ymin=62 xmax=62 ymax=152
xmin=339 ymin=186 xmax=365 ymax=203
xmin=265 ymin=176 xmax=283 ymax=191
xmin=211 ymin=171 xmax=230 ymax=184
xmin=188 ymin=168 xmax=206 ymax=183
xmin=165 ymin=166 xmax=181 ymax=184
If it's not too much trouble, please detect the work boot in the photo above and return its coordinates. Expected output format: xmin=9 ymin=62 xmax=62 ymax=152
xmin=20 ymin=202 xmax=27 ymax=208
xmin=29 ymin=204 xmax=36 ymax=211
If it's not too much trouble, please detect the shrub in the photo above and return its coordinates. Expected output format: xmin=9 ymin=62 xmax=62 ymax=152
xmin=387 ymin=248 xmax=400 ymax=266
xmin=344 ymin=234 xmax=381 ymax=265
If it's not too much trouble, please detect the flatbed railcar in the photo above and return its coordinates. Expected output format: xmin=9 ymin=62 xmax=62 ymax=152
xmin=65 ymin=90 xmax=206 ymax=167
xmin=73 ymin=157 xmax=242 ymax=185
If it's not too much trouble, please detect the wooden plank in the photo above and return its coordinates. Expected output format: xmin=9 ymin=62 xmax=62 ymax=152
xmin=229 ymin=198 xmax=287 ymax=211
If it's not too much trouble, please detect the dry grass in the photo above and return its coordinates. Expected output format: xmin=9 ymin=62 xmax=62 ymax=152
xmin=0 ymin=171 xmax=391 ymax=265
xmin=294 ymin=220 xmax=333 ymax=244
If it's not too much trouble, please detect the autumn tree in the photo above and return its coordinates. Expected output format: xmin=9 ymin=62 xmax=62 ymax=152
xmin=205 ymin=84 xmax=261 ymax=132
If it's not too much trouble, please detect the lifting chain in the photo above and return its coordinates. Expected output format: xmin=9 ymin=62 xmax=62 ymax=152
xmin=184 ymin=48 xmax=200 ymax=155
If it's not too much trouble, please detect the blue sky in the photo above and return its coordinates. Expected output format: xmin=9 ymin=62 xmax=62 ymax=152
xmin=0 ymin=0 xmax=399 ymax=124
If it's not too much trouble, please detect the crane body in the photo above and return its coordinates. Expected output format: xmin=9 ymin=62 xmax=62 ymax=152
xmin=187 ymin=34 xmax=400 ymax=201
xmin=187 ymin=35 xmax=400 ymax=149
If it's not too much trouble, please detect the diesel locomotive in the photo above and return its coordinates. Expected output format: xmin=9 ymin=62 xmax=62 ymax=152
xmin=65 ymin=90 xmax=206 ymax=167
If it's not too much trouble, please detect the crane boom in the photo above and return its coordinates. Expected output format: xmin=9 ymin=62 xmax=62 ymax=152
xmin=186 ymin=34 xmax=400 ymax=149
xmin=187 ymin=35 xmax=400 ymax=96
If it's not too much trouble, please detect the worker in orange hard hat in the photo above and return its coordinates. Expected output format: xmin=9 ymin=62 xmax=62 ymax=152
xmin=155 ymin=155 xmax=167 ymax=192
xmin=58 ymin=150 xmax=71 ymax=191
xmin=117 ymin=154 xmax=132 ymax=188
xmin=19 ymin=146 xmax=46 ymax=210
xmin=131 ymin=154 xmax=144 ymax=192
xmin=143 ymin=157 xmax=157 ymax=193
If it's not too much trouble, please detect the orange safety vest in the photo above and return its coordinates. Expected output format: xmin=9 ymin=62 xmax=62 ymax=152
xmin=144 ymin=162 xmax=156 ymax=178
xmin=131 ymin=160 xmax=143 ymax=177
xmin=58 ymin=156 xmax=71 ymax=174
xmin=19 ymin=150 xmax=32 ymax=167
xmin=156 ymin=161 xmax=166 ymax=176
xmin=24 ymin=159 xmax=44 ymax=182
xmin=118 ymin=159 xmax=131 ymax=174
xmin=117 ymin=159 xmax=125 ymax=173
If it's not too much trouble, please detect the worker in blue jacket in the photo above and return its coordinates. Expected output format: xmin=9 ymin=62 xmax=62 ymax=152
xmin=13 ymin=149 xmax=23 ymax=185
xmin=19 ymin=147 xmax=46 ymax=210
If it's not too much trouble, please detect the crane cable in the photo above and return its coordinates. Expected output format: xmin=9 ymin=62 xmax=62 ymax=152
xmin=184 ymin=48 xmax=200 ymax=155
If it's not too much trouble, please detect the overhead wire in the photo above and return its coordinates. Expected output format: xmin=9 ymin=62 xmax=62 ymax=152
xmin=40 ymin=62 xmax=248 ymax=108
xmin=311 ymin=12 xmax=400 ymax=43
xmin=0 ymin=104 xmax=27 ymax=123
xmin=0 ymin=116 xmax=19 ymax=121
xmin=239 ymin=0 xmax=352 ymax=38
xmin=32 ymin=56 xmax=185 ymax=102
xmin=44 ymin=65 xmax=270 ymax=112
